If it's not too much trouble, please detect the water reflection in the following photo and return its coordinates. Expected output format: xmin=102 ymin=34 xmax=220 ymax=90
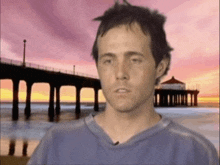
xmin=8 ymin=139 xmax=15 ymax=156
xmin=22 ymin=140 xmax=28 ymax=156
xmin=8 ymin=139 xmax=29 ymax=157
xmin=5 ymin=113 xmax=84 ymax=157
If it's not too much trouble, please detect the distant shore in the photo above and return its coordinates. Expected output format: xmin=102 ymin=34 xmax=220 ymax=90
xmin=1 ymin=101 xmax=219 ymax=107
xmin=197 ymin=102 xmax=219 ymax=108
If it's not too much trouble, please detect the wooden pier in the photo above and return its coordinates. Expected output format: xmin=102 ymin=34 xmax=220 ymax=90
xmin=1 ymin=58 xmax=199 ymax=121
xmin=0 ymin=57 xmax=101 ymax=121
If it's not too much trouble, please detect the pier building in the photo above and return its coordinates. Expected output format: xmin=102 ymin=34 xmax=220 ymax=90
xmin=154 ymin=76 xmax=199 ymax=107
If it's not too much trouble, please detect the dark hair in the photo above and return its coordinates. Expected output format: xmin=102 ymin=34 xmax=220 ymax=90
xmin=91 ymin=0 xmax=173 ymax=84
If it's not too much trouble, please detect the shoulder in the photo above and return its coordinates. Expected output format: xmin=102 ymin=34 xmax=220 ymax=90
xmin=167 ymin=119 xmax=213 ymax=148
xmin=48 ymin=117 xmax=87 ymax=136
xmin=27 ymin=116 xmax=93 ymax=165
xmin=163 ymin=117 xmax=218 ymax=164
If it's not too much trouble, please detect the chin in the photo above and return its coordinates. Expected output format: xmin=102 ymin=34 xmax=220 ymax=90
xmin=110 ymin=102 xmax=137 ymax=113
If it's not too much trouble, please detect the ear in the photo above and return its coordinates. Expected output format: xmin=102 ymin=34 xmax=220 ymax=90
xmin=156 ymin=58 xmax=169 ymax=79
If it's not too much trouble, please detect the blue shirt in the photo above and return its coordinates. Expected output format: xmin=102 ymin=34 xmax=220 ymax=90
xmin=28 ymin=113 xmax=219 ymax=165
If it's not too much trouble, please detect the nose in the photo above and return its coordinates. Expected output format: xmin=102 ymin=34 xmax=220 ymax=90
xmin=115 ymin=60 xmax=130 ymax=80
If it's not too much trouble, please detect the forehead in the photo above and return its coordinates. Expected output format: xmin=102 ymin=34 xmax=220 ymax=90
xmin=97 ymin=23 xmax=151 ymax=55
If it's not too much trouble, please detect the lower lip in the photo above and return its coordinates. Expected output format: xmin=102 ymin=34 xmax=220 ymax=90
xmin=115 ymin=91 xmax=130 ymax=95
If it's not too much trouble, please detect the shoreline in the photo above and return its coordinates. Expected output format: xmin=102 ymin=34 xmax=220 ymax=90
xmin=1 ymin=108 xmax=219 ymax=165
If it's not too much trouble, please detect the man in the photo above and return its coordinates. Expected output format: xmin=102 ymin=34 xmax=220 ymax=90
xmin=28 ymin=1 xmax=219 ymax=164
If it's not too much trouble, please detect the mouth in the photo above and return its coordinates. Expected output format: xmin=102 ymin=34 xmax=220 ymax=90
xmin=114 ymin=88 xmax=131 ymax=93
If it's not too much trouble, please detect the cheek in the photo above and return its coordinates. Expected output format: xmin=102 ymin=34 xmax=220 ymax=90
xmin=132 ymin=65 xmax=156 ymax=79
xmin=132 ymin=68 xmax=156 ymax=89
xmin=98 ymin=70 xmax=112 ymax=89
xmin=98 ymin=65 xmax=113 ymax=79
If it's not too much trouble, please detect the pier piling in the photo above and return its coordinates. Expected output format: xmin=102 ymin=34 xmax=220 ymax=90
xmin=75 ymin=86 xmax=81 ymax=114
xmin=48 ymin=83 xmax=55 ymax=121
xmin=24 ymin=81 xmax=33 ymax=119
xmin=12 ymin=79 xmax=19 ymax=121
xmin=94 ymin=88 xmax=99 ymax=111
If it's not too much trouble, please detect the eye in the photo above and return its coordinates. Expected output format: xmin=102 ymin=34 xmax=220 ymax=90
xmin=103 ymin=59 xmax=112 ymax=64
xmin=131 ymin=58 xmax=142 ymax=63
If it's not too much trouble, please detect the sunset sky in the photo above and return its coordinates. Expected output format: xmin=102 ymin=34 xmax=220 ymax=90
xmin=1 ymin=0 xmax=219 ymax=103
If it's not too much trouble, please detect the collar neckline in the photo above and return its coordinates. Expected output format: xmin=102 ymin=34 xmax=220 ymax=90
xmin=85 ymin=113 xmax=171 ymax=148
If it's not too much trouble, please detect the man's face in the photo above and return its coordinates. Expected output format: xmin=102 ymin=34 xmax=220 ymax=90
xmin=97 ymin=23 xmax=161 ymax=113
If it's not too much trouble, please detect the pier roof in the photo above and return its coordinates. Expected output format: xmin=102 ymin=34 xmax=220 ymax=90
xmin=161 ymin=76 xmax=185 ymax=84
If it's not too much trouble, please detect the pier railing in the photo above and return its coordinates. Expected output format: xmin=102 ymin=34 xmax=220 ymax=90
xmin=155 ymin=84 xmax=200 ymax=91
xmin=0 ymin=57 xmax=99 ymax=79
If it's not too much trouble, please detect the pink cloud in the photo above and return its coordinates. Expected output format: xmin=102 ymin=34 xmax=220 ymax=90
xmin=1 ymin=0 xmax=219 ymax=97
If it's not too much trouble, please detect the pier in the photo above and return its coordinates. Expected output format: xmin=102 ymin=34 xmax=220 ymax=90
xmin=1 ymin=59 xmax=199 ymax=121
xmin=0 ymin=57 xmax=101 ymax=121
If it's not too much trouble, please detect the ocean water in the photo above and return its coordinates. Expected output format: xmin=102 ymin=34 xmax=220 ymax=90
xmin=0 ymin=103 xmax=105 ymax=140
xmin=0 ymin=103 xmax=219 ymax=156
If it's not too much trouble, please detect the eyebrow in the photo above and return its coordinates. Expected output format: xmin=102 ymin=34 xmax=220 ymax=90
xmin=99 ymin=51 xmax=144 ymax=59
xmin=125 ymin=51 xmax=144 ymax=57
xmin=99 ymin=53 xmax=115 ymax=59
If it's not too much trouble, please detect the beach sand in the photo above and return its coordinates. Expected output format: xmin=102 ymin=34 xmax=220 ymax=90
xmin=0 ymin=156 xmax=30 ymax=165
xmin=1 ymin=110 xmax=219 ymax=165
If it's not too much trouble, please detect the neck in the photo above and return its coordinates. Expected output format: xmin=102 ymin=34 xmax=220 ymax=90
xmin=94 ymin=101 xmax=161 ymax=144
